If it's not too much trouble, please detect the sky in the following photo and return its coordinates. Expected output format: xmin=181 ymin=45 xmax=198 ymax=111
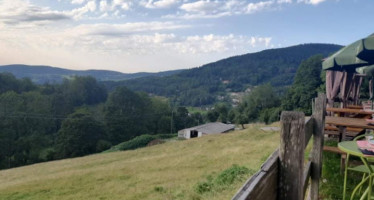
xmin=0 ymin=0 xmax=373 ymax=73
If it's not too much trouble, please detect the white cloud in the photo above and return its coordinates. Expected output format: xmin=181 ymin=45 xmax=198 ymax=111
xmin=246 ymin=1 xmax=274 ymax=14
xmin=224 ymin=0 xmax=244 ymax=8
xmin=141 ymin=0 xmax=180 ymax=9
xmin=100 ymin=0 xmax=110 ymax=12
xmin=71 ymin=0 xmax=86 ymax=5
xmin=177 ymin=34 xmax=264 ymax=54
xmin=277 ymin=0 xmax=292 ymax=4
xmin=69 ymin=1 xmax=97 ymax=19
xmin=86 ymin=1 xmax=97 ymax=11
xmin=60 ymin=30 xmax=272 ymax=56
xmin=297 ymin=0 xmax=327 ymax=5
xmin=180 ymin=1 xmax=221 ymax=13
xmin=0 ymin=0 xmax=70 ymax=26
xmin=99 ymin=0 xmax=132 ymax=13
xmin=72 ymin=32 xmax=273 ymax=59
xmin=172 ymin=0 xmax=278 ymax=19
xmin=113 ymin=0 xmax=132 ymax=11
xmin=70 ymin=21 xmax=190 ymax=36
xmin=0 ymin=18 xmax=273 ymax=72
xmin=250 ymin=36 xmax=272 ymax=47
xmin=164 ymin=12 xmax=231 ymax=19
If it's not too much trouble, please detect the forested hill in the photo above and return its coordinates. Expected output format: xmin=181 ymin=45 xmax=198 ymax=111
xmin=104 ymin=43 xmax=342 ymax=106
xmin=0 ymin=64 xmax=184 ymax=84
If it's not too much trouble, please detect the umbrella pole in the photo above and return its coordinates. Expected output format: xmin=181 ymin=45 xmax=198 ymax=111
xmin=371 ymin=76 xmax=374 ymax=110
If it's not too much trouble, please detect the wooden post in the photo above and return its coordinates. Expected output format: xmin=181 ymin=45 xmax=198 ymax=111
xmin=310 ymin=93 xmax=326 ymax=200
xmin=279 ymin=111 xmax=305 ymax=200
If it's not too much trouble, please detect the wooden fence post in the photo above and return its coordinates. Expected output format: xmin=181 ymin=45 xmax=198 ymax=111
xmin=279 ymin=111 xmax=305 ymax=200
xmin=310 ymin=93 xmax=326 ymax=200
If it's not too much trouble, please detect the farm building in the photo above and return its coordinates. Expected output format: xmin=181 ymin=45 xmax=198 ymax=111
xmin=178 ymin=122 xmax=235 ymax=139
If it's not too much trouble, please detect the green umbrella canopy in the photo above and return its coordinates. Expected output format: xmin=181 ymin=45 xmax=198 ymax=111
xmin=356 ymin=64 xmax=374 ymax=76
xmin=322 ymin=40 xmax=369 ymax=71
xmin=322 ymin=33 xmax=374 ymax=71
xmin=357 ymin=33 xmax=374 ymax=63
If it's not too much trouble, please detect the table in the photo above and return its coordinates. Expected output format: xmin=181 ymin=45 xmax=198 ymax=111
xmin=347 ymin=105 xmax=364 ymax=109
xmin=326 ymin=117 xmax=374 ymax=129
xmin=327 ymin=107 xmax=374 ymax=118
xmin=326 ymin=116 xmax=374 ymax=141
xmin=339 ymin=141 xmax=374 ymax=200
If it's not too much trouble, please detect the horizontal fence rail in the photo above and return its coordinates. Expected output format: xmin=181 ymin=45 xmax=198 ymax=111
xmin=232 ymin=150 xmax=279 ymax=200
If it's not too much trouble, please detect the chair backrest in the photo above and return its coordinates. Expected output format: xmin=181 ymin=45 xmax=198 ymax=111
xmin=354 ymin=134 xmax=371 ymax=141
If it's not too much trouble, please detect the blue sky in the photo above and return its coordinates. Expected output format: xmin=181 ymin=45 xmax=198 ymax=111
xmin=0 ymin=0 xmax=373 ymax=73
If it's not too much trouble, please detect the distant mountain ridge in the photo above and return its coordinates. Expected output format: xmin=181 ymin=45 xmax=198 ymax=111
xmin=104 ymin=43 xmax=343 ymax=106
xmin=0 ymin=64 xmax=184 ymax=84
xmin=0 ymin=43 xmax=343 ymax=107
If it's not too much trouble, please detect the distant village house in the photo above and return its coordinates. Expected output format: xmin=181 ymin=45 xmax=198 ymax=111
xmin=178 ymin=122 xmax=235 ymax=139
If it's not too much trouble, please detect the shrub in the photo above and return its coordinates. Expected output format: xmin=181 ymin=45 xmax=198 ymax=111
xmin=215 ymin=164 xmax=252 ymax=186
xmin=116 ymin=135 xmax=157 ymax=151
xmin=195 ymin=181 xmax=214 ymax=194
xmin=154 ymin=186 xmax=165 ymax=193
xmin=194 ymin=164 xmax=254 ymax=195
xmin=259 ymin=107 xmax=281 ymax=124
xmin=96 ymin=140 xmax=112 ymax=152
xmin=105 ymin=133 xmax=176 ymax=152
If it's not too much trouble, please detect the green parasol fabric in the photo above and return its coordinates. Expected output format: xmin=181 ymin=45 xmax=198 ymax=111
xmin=356 ymin=64 xmax=374 ymax=75
xmin=323 ymin=33 xmax=374 ymax=71
xmin=357 ymin=34 xmax=374 ymax=63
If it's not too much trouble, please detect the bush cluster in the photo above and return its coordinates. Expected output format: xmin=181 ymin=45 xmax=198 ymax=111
xmin=106 ymin=134 xmax=176 ymax=152
xmin=194 ymin=164 xmax=255 ymax=194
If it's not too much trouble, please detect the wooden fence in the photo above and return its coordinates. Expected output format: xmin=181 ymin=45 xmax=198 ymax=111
xmin=232 ymin=93 xmax=327 ymax=200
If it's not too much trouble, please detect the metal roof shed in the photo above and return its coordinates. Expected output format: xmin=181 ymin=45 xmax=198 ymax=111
xmin=178 ymin=122 xmax=235 ymax=139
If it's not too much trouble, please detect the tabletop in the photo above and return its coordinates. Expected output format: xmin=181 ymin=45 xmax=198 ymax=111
xmin=347 ymin=105 xmax=363 ymax=109
xmin=326 ymin=116 xmax=374 ymax=129
xmin=326 ymin=107 xmax=374 ymax=115
xmin=338 ymin=141 xmax=365 ymax=157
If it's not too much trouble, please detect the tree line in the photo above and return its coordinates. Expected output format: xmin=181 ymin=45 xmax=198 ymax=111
xmin=0 ymin=74 xmax=204 ymax=169
xmin=205 ymin=54 xmax=348 ymax=127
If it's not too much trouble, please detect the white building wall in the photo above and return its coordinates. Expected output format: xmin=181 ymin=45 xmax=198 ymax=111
xmin=178 ymin=130 xmax=204 ymax=139
xmin=178 ymin=129 xmax=191 ymax=139
xmin=185 ymin=130 xmax=191 ymax=139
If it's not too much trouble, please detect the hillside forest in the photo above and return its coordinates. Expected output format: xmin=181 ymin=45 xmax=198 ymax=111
xmin=0 ymin=74 xmax=206 ymax=169
xmin=0 ymin=53 xmax=355 ymax=170
xmin=104 ymin=44 xmax=341 ymax=106
xmin=1 ymin=43 xmax=361 ymax=170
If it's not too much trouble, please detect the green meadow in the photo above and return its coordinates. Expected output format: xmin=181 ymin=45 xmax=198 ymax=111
xmin=0 ymin=124 xmax=279 ymax=200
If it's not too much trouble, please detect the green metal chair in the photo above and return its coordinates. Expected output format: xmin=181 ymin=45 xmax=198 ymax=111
xmin=343 ymin=134 xmax=374 ymax=200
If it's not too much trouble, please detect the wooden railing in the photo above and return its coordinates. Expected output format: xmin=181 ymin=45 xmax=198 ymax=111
xmin=232 ymin=93 xmax=327 ymax=200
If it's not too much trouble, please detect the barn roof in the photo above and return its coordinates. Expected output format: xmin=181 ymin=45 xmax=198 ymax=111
xmin=180 ymin=122 xmax=235 ymax=134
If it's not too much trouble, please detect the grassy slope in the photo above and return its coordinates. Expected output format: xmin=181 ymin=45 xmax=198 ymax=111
xmin=0 ymin=124 xmax=279 ymax=200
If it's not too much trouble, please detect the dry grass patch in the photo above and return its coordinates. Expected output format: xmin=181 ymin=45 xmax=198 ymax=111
xmin=0 ymin=123 xmax=279 ymax=200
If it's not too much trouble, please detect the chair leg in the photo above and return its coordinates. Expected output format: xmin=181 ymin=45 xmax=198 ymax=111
xmin=358 ymin=174 xmax=367 ymax=195
xmin=344 ymin=154 xmax=350 ymax=200
xmin=369 ymin=175 xmax=372 ymax=200
xmin=350 ymin=175 xmax=371 ymax=200
xmin=341 ymin=154 xmax=347 ymax=174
